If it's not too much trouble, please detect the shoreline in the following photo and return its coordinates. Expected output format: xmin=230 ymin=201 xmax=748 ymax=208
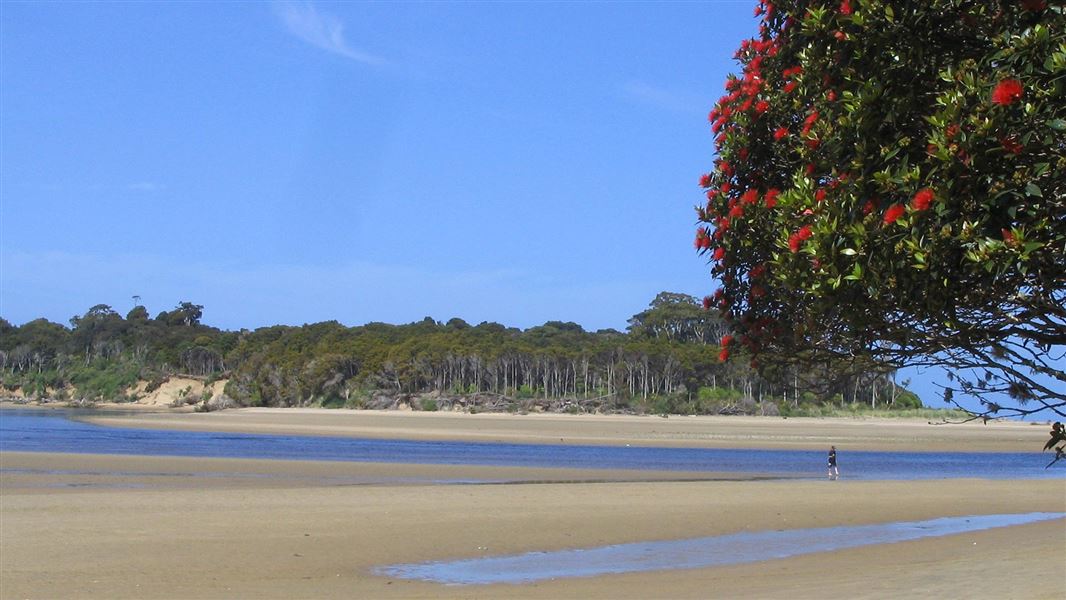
xmin=9 ymin=403 xmax=1048 ymax=453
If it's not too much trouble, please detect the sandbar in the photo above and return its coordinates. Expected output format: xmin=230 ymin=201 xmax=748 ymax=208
xmin=79 ymin=406 xmax=1053 ymax=452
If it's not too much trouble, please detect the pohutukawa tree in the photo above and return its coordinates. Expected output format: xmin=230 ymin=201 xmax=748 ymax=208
xmin=695 ymin=0 xmax=1064 ymax=420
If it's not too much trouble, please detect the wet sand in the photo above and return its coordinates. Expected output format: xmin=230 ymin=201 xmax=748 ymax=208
xmin=2 ymin=410 xmax=1064 ymax=598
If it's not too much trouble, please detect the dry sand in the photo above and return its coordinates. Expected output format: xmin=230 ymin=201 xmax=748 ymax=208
xmin=127 ymin=377 xmax=229 ymax=408
xmin=86 ymin=407 xmax=1052 ymax=452
xmin=1 ymin=377 xmax=228 ymax=409
xmin=2 ymin=409 xmax=1064 ymax=599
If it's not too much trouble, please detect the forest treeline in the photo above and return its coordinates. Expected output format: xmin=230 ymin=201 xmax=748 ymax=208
xmin=0 ymin=292 xmax=929 ymax=416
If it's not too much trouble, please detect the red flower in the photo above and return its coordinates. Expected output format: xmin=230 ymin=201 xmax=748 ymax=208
xmin=815 ymin=188 xmax=827 ymax=202
xmin=721 ymin=334 xmax=734 ymax=347
xmin=911 ymin=188 xmax=934 ymax=211
xmin=788 ymin=225 xmax=813 ymax=253
xmin=751 ymin=263 xmax=766 ymax=279
xmin=729 ymin=204 xmax=745 ymax=219
xmin=883 ymin=203 xmax=905 ymax=224
xmin=713 ymin=247 xmax=725 ymax=261
xmin=702 ymin=296 xmax=713 ymax=310
xmin=1002 ymin=228 xmax=1016 ymax=245
xmin=718 ymin=347 xmax=730 ymax=362
xmin=739 ymin=148 xmax=749 ymax=160
xmin=721 ymin=182 xmax=731 ymax=195
xmin=805 ymin=163 xmax=816 ymax=175
xmin=826 ymin=90 xmax=837 ymax=101
xmin=764 ymin=188 xmax=780 ymax=208
xmin=741 ymin=189 xmax=759 ymax=205
xmin=1000 ymin=136 xmax=1023 ymax=154
xmin=750 ymin=285 xmax=766 ymax=298
xmin=862 ymin=199 xmax=876 ymax=215
xmin=699 ymin=173 xmax=712 ymax=188
xmin=755 ymin=100 xmax=770 ymax=115
xmin=991 ymin=79 xmax=1023 ymax=106
xmin=694 ymin=228 xmax=712 ymax=250
xmin=801 ymin=111 xmax=819 ymax=135
xmin=945 ymin=123 xmax=959 ymax=140
xmin=783 ymin=81 xmax=797 ymax=94
xmin=839 ymin=0 xmax=853 ymax=15
xmin=774 ymin=126 xmax=789 ymax=141
xmin=806 ymin=138 xmax=821 ymax=149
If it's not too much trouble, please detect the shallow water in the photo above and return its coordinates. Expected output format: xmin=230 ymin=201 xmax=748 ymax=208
xmin=1 ymin=408 xmax=1063 ymax=481
xmin=374 ymin=512 xmax=1066 ymax=585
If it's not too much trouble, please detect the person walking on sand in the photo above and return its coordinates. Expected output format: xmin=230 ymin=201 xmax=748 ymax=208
xmin=827 ymin=445 xmax=839 ymax=480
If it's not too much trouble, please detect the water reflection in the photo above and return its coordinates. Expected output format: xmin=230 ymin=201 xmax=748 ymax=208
xmin=375 ymin=512 xmax=1066 ymax=585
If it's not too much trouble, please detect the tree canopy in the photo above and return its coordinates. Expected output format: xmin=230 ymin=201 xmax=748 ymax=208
xmin=697 ymin=0 xmax=1064 ymax=418
xmin=0 ymin=296 xmax=929 ymax=417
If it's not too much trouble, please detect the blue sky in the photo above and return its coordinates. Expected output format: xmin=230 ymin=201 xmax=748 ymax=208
xmin=3 ymin=1 xmax=752 ymax=332
xmin=4 ymin=1 xmax=1055 ymax=415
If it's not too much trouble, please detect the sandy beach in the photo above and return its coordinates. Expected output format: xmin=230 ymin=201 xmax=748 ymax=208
xmin=83 ymin=406 xmax=1053 ymax=452
xmin=2 ymin=408 xmax=1064 ymax=599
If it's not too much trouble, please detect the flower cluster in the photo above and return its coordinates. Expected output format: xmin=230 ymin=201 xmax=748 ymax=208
xmin=911 ymin=188 xmax=935 ymax=211
xmin=788 ymin=224 xmax=813 ymax=253
xmin=991 ymin=79 xmax=1023 ymax=106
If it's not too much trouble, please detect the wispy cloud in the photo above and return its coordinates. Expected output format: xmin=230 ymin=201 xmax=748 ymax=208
xmin=274 ymin=1 xmax=387 ymax=66
xmin=621 ymin=80 xmax=704 ymax=114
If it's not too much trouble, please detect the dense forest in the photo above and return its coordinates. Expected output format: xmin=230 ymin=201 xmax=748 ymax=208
xmin=0 ymin=292 xmax=931 ymax=416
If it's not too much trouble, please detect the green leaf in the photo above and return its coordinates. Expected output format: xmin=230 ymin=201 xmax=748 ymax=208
xmin=840 ymin=248 xmax=857 ymax=256
xmin=1049 ymin=119 xmax=1066 ymax=131
xmin=1025 ymin=183 xmax=1043 ymax=197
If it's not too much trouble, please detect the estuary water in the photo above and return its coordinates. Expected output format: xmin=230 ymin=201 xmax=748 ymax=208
xmin=1 ymin=408 xmax=1062 ymax=480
